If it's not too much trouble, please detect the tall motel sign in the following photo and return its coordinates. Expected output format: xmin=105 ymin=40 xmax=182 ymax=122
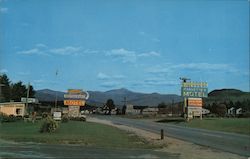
xmin=64 ymin=89 xmax=89 ymax=117
xmin=181 ymin=81 xmax=208 ymax=121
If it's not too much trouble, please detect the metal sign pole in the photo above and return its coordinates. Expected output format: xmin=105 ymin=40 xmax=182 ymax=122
xmin=26 ymin=82 xmax=30 ymax=115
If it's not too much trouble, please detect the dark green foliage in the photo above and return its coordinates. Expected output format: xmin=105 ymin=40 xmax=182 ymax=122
xmin=69 ymin=116 xmax=86 ymax=122
xmin=0 ymin=74 xmax=36 ymax=102
xmin=158 ymin=102 xmax=167 ymax=108
xmin=106 ymin=99 xmax=115 ymax=115
xmin=11 ymin=81 xmax=27 ymax=101
xmin=61 ymin=116 xmax=69 ymax=123
xmin=40 ymin=116 xmax=59 ymax=133
xmin=42 ymin=112 xmax=48 ymax=118
xmin=0 ymin=74 xmax=11 ymax=102
xmin=0 ymin=113 xmax=19 ymax=122
xmin=216 ymin=103 xmax=227 ymax=117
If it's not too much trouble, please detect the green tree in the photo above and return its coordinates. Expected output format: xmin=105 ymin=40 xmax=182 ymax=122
xmin=27 ymin=85 xmax=36 ymax=98
xmin=158 ymin=102 xmax=167 ymax=108
xmin=106 ymin=99 xmax=115 ymax=115
xmin=0 ymin=74 xmax=11 ymax=102
xmin=11 ymin=81 xmax=27 ymax=101
xmin=216 ymin=103 xmax=227 ymax=117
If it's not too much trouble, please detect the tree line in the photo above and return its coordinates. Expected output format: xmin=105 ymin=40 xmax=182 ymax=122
xmin=0 ymin=74 xmax=35 ymax=102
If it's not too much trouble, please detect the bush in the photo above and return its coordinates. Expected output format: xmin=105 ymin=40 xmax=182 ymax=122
xmin=16 ymin=115 xmax=23 ymax=121
xmin=40 ymin=116 xmax=59 ymax=133
xmin=0 ymin=113 xmax=18 ymax=122
xmin=242 ymin=112 xmax=250 ymax=118
xmin=42 ymin=112 xmax=48 ymax=118
xmin=69 ymin=116 xmax=86 ymax=122
xmin=61 ymin=116 xmax=69 ymax=123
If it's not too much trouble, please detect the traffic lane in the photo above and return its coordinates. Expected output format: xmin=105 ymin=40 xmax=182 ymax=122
xmin=95 ymin=116 xmax=250 ymax=156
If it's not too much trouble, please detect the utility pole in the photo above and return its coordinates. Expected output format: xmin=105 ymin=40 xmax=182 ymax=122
xmin=180 ymin=77 xmax=190 ymax=120
xmin=172 ymin=99 xmax=174 ymax=116
xmin=121 ymin=97 xmax=127 ymax=106
xmin=26 ymin=82 xmax=30 ymax=115
xmin=55 ymin=70 xmax=58 ymax=108
xmin=0 ymin=83 xmax=5 ymax=103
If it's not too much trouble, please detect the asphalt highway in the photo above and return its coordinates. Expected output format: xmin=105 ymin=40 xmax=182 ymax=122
xmin=95 ymin=116 xmax=250 ymax=157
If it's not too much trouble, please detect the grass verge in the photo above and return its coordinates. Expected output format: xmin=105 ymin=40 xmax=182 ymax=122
xmin=0 ymin=120 xmax=154 ymax=149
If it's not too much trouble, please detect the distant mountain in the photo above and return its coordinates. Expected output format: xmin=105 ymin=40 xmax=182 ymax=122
xmin=35 ymin=88 xmax=183 ymax=107
xmin=35 ymin=89 xmax=65 ymax=102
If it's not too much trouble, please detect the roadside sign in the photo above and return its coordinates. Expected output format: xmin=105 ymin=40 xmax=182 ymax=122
xmin=181 ymin=82 xmax=208 ymax=98
xmin=64 ymin=100 xmax=85 ymax=106
xmin=68 ymin=89 xmax=83 ymax=94
xmin=53 ymin=111 xmax=61 ymax=120
xmin=21 ymin=97 xmax=39 ymax=103
xmin=188 ymin=98 xmax=202 ymax=107
xmin=64 ymin=94 xmax=88 ymax=99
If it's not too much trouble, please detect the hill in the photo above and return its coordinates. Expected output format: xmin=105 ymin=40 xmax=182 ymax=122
xmin=205 ymin=89 xmax=250 ymax=104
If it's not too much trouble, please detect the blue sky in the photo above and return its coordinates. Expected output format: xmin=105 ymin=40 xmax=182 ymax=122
xmin=0 ymin=0 xmax=249 ymax=94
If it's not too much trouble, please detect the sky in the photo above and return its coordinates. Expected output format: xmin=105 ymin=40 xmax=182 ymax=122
xmin=0 ymin=0 xmax=249 ymax=94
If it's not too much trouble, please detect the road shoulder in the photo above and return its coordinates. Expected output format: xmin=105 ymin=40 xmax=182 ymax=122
xmin=87 ymin=117 xmax=246 ymax=159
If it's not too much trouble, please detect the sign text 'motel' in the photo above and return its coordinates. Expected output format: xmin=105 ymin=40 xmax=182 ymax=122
xmin=181 ymin=82 xmax=208 ymax=98
xmin=64 ymin=89 xmax=88 ymax=106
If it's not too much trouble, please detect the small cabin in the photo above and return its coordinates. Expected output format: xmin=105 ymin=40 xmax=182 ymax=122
xmin=0 ymin=102 xmax=26 ymax=116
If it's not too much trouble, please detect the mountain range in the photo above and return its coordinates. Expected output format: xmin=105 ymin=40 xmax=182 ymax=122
xmin=35 ymin=88 xmax=250 ymax=107
xmin=35 ymin=88 xmax=183 ymax=107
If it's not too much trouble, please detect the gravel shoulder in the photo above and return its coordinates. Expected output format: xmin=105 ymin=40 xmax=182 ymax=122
xmin=87 ymin=117 xmax=247 ymax=159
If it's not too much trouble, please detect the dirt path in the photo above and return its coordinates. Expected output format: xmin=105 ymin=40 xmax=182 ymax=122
xmin=87 ymin=117 xmax=247 ymax=159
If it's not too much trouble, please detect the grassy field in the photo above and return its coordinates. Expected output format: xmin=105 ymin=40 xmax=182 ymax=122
xmin=159 ymin=118 xmax=250 ymax=135
xmin=0 ymin=120 xmax=152 ymax=149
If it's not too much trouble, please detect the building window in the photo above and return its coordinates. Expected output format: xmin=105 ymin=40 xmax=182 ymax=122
xmin=16 ymin=108 xmax=22 ymax=115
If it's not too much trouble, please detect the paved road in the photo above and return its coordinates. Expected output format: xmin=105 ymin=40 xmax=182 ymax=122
xmin=94 ymin=116 xmax=250 ymax=157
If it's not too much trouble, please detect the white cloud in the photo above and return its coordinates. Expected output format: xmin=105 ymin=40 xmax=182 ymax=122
xmin=97 ymin=72 xmax=110 ymax=80
xmin=138 ymin=51 xmax=160 ymax=57
xmin=17 ymin=45 xmax=83 ymax=56
xmin=17 ymin=48 xmax=49 ymax=56
xmin=0 ymin=69 xmax=8 ymax=73
xmin=144 ymin=78 xmax=179 ymax=86
xmin=138 ymin=31 xmax=146 ymax=36
xmin=152 ymin=38 xmax=160 ymax=43
xmin=146 ymin=62 xmax=247 ymax=78
xmin=36 ymin=43 xmax=47 ymax=48
xmin=18 ymin=72 xmax=30 ymax=76
xmin=0 ymin=7 xmax=8 ymax=13
xmin=106 ymin=48 xmax=160 ymax=63
xmin=97 ymin=72 xmax=125 ymax=80
xmin=33 ymin=79 xmax=45 ymax=83
xmin=50 ymin=46 xmax=82 ymax=55
xmin=172 ymin=63 xmax=230 ymax=70
xmin=100 ymin=81 xmax=120 ymax=88
xmin=106 ymin=48 xmax=137 ymax=63
xmin=113 ymin=75 xmax=125 ymax=79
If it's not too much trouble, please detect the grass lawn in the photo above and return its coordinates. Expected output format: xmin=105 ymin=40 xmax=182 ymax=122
xmin=0 ymin=120 xmax=152 ymax=149
xmin=161 ymin=118 xmax=250 ymax=135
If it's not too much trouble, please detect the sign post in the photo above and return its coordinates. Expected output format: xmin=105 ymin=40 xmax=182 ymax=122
xmin=64 ymin=89 xmax=89 ymax=117
xmin=181 ymin=80 xmax=208 ymax=121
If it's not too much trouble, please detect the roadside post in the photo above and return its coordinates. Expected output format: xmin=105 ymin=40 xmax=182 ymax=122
xmin=161 ymin=129 xmax=164 ymax=140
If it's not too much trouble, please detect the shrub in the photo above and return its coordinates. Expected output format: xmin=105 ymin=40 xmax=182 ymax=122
xmin=69 ymin=116 xmax=86 ymax=122
xmin=0 ymin=113 xmax=18 ymax=122
xmin=61 ymin=116 xmax=69 ymax=123
xmin=42 ymin=112 xmax=48 ymax=118
xmin=40 ymin=116 xmax=59 ymax=133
